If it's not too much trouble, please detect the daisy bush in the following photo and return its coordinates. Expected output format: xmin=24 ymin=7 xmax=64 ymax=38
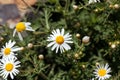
xmin=0 ymin=0 xmax=120 ymax=80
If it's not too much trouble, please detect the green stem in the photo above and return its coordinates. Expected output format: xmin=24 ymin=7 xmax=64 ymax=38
xmin=45 ymin=10 xmax=50 ymax=30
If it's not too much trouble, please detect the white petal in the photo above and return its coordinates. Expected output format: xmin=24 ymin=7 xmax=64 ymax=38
xmin=56 ymin=29 xmax=60 ymax=35
xmin=94 ymin=0 xmax=97 ymax=2
xmin=64 ymin=33 xmax=71 ymax=39
xmin=64 ymin=37 xmax=72 ymax=40
xmin=89 ymin=0 xmax=94 ymax=4
xmin=8 ymin=41 xmax=16 ymax=48
xmin=47 ymin=41 xmax=56 ymax=47
xmin=47 ymin=35 xmax=55 ymax=41
xmin=52 ymin=30 xmax=57 ymax=35
xmin=13 ymin=29 xmax=17 ymax=37
xmin=62 ymin=43 xmax=71 ymax=50
xmin=60 ymin=46 xmax=64 ymax=53
xmin=25 ymin=22 xmax=31 ymax=26
xmin=0 ymin=52 xmax=3 ymax=56
xmin=105 ymin=63 xmax=109 ymax=69
xmin=11 ymin=48 xmax=21 ymax=52
xmin=98 ymin=0 xmax=100 ymax=2
xmin=50 ymin=34 xmax=55 ymax=38
xmin=26 ymin=26 xmax=35 ymax=31
xmin=9 ymin=23 xmax=16 ymax=29
xmin=61 ymin=28 xmax=64 ymax=36
xmin=56 ymin=45 xmax=60 ymax=53
xmin=10 ymin=73 xmax=14 ymax=79
xmin=107 ymin=68 xmax=111 ymax=73
xmin=17 ymin=32 xmax=23 ymax=41
xmin=64 ymin=40 xmax=73 ymax=43
xmin=51 ymin=44 xmax=58 ymax=51
xmin=13 ymin=69 xmax=19 ymax=75
xmin=4 ymin=72 xmax=9 ymax=79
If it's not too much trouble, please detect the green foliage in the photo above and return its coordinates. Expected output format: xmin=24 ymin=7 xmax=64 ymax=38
xmin=0 ymin=0 xmax=120 ymax=80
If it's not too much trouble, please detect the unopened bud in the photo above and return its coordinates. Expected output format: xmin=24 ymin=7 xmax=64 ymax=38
xmin=0 ymin=37 xmax=4 ymax=41
xmin=74 ymin=53 xmax=79 ymax=59
xmin=109 ymin=4 xmax=114 ymax=8
xmin=82 ymin=36 xmax=90 ymax=44
xmin=20 ymin=47 xmax=25 ymax=51
xmin=82 ymin=65 xmax=86 ymax=68
xmin=38 ymin=54 xmax=44 ymax=60
xmin=116 ymin=41 xmax=120 ymax=44
xmin=94 ymin=9 xmax=99 ymax=12
xmin=27 ymin=43 xmax=33 ymax=48
xmin=111 ymin=44 xmax=116 ymax=48
xmin=76 ymin=33 xmax=80 ymax=38
xmin=96 ymin=62 xmax=99 ymax=66
xmin=114 ymin=4 xmax=119 ymax=9
xmin=73 ymin=5 xmax=78 ymax=10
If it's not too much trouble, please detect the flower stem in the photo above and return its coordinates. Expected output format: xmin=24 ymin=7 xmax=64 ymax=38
xmin=45 ymin=9 xmax=50 ymax=30
xmin=39 ymin=72 xmax=48 ymax=80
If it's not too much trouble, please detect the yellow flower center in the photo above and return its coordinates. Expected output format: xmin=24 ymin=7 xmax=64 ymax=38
xmin=16 ymin=22 xmax=26 ymax=32
xmin=5 ymin=63 xmax=14 ymax=71
xmin=4 ymin=48 xmax=11 ymax=55
xmin=98 ymin=69 xmax=107 ymax=76
xmin=56 ymin=35 xmax=64 ymax=44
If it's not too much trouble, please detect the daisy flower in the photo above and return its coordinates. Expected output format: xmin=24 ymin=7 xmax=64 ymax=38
xmin=0 ymin=40 xmax=21 ymax=58
xmin=47 ymin=28 xmax=73 ymax=53
xmin=0 ymin=56 xmax=20 ymax=79
xmin=13 ymin=22 xmax=35 ymax=41
xmin=89 ymin=0 xmax=100 ymax=4
xmin=93 ymin=63 xmax=111 ymax=80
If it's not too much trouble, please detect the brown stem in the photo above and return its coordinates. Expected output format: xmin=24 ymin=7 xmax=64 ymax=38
xmin=39 ymin=72 xmax=48 ymax=80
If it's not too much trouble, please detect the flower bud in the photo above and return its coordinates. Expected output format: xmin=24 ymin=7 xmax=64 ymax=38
xmin=82 ymin=65 xmax=86 ymax=69
xmin=0 ymin=37 xmax=4 ymax=41
xmin=111 ymin=44 xmax=116 ymax=48
xmin=74 ymin=53 xmax=79 ymax=59
xmin=20 ymin=47 xmax=25 ymax=51
xmin=96 ymin=62 xmax=99 ymax=66
xmin=94 ymin=9 xmax=99 ymax=12
xmin=27 ymin=43 xmax=33 ymax=48
xmin=38 ymin=54 xmax=44 ymax=60
xmin=73 ymin=5 xmax=78 ymax=10
xmin=82 ymin=36 xmax=90 ymax=44
xmin=114 ymin=4 xmax=119 ymax=9
xmin=109 ymin=4 xmax=113 ymax=8
xmin=76 ymin=33 xmax=80 ymax=38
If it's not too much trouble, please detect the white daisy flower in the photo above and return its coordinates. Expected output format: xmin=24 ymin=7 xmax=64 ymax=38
xmin=0 ymin=40 xmax=21 ymax=58
xmin=47 ymin=28 xmax=73 ymax=53
xmin=93 ymin=63 xmax=111 ymax=80
xmin=0 ymin=56 xmax=20 ymax=79
xmin=89 ymin=0 xmax=100 ymax=4
xmin=13 ymin=22 xmax=35 ymax=41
